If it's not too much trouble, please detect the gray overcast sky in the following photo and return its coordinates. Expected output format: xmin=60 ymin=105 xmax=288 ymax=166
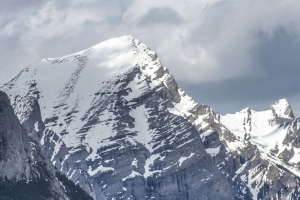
xmin=1 ymin=0 xmax=300 ymax=116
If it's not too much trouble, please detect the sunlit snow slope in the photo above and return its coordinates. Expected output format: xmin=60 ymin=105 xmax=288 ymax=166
xmin=221 ymin=99 xmax=294 ymax=150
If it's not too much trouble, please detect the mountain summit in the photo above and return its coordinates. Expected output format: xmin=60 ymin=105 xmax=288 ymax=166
xmin=267 ymin=98 xmax=295 ymax=119
xmin=3 ymin=36 xmax=300 ymax=199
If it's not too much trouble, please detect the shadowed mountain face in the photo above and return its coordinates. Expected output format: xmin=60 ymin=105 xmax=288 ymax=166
xmin=2 ymin=35 xmax=300 ymax=200
xmin=0 ymin=91 xmax=93 ymax=200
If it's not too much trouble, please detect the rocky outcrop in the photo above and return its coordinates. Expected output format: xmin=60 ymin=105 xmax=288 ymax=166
xmin=12 ymin=95 xmax=45 ymax=143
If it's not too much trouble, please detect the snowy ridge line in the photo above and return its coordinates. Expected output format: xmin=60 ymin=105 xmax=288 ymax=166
xmin=221 ymin=99 xmax=294 ymax=150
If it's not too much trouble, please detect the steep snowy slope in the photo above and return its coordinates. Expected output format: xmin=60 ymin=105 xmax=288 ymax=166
xmin=3 ymin=35 xmax=300 ymax=199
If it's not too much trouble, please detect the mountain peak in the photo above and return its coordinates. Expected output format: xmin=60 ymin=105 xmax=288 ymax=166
xmin=2 ymin=35 xmax=165 ymax=105
xmin=268 ymin=98 xmax=295 ymax=119
xmin=89 ymin=35 xmax=136 ymax=50
xmin=45 ymin=35 xmax=142 ymax=62
xmin=238 ymin=107 xmax=251 ymax=114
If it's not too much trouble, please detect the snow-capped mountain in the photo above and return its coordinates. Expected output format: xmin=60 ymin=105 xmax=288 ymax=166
xmin=221 ymin=99 xmax=300 ymax=183
xmin=2 ymin=35 xmax=300 ymax=199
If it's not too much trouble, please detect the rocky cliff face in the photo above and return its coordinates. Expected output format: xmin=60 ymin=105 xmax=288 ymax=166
xmin=2 ymin=35 xmax=300 ymax=199
xmin=0 ymin=91 xmax=93 ymax=199
xmin=0 ymin=91 xmax=33 ymax=180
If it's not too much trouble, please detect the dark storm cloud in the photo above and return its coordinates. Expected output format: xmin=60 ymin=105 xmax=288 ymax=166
xmin=138 ymin=7 xmax=183 ymax=26
xmin=257 ymin=28 xmax=300 ymax=83
xmin=179 ymin=27 xmax=300 ymax=115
